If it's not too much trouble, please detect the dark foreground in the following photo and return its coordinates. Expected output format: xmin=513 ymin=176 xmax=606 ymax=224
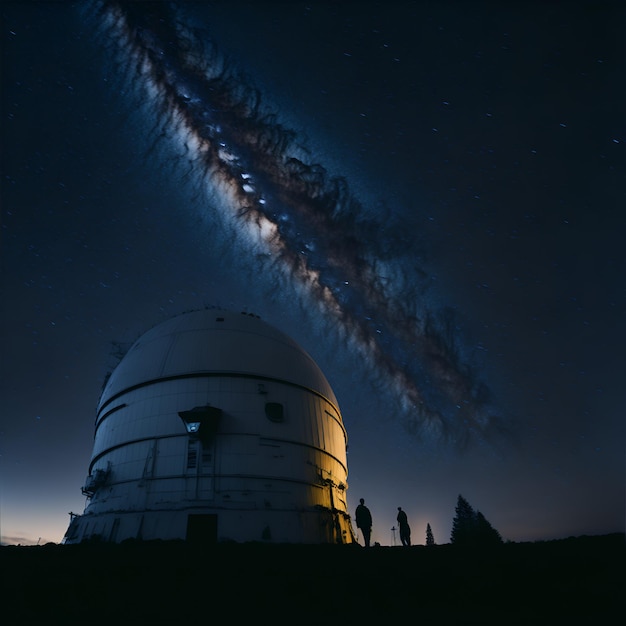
xmin=2 ymin=533 xmax=623 ymax=625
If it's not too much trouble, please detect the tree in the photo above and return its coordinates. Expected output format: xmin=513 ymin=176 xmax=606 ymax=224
xmin=425 ymin=523 xmax=436 ymax=546
xmin=450 ymin=494 xmax=476 ymax=547
xmin=450 ymin=494 xmax=503 ymax=547
xmin=475 ymin=510 xmax=503 ymax=546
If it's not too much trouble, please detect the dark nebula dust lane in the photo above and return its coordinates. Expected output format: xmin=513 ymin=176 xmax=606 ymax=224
xmin=84 ymin=0 xmax=501 ymax=446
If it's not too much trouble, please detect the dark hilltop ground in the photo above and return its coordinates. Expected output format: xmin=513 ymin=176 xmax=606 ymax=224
xmin=2 ymin=533 xmax=623 ymax=625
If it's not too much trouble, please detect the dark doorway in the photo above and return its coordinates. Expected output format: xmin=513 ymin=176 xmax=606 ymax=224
xmin=186 ymin=514 xmax=218 ymax=544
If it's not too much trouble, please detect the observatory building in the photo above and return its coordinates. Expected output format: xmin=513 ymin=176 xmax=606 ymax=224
xmin=63 ymin=309 xmax=354 ymax=545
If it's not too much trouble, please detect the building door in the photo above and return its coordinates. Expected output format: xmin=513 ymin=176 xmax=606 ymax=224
xmin=186 ymin=514 xmax=218 ymax=544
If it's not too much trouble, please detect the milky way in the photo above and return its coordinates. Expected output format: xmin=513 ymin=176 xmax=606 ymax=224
xmin=84 ymin=0 xmax=501 ymax=446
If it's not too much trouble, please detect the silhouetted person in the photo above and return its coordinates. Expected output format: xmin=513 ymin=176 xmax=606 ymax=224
xmin=355 ymin=498 xmax=372 ymax=547
xmin=397 ymin=507 xmax=411 ymax=546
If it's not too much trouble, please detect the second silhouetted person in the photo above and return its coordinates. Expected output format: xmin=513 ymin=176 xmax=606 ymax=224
xmin=397 ymin=507 xmax=411 ymax=546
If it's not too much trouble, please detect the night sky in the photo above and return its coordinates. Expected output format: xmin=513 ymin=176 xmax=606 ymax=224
xmin=1 ymin=0 xmax=624 ymax=547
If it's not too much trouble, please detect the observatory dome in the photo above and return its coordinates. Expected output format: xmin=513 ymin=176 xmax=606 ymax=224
xmin=99 ymin=309 xmax=339 ymax=411
xmin=64 ymin=309 xmax=354 ymax=545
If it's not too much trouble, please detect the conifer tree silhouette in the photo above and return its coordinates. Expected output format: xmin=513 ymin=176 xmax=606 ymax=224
xmin=450 ymin=494 xmax=503 ymax=546
xmin=426 ymin=522 xmax=436 ymax=546
xmin=475 ymin=510 xmax=503 ymax=545
xmin=451 ymin=494 xmax=476 ymax=546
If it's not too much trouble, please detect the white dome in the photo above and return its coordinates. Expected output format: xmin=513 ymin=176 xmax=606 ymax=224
xmin=100 ymin=309 xmax=338 ymax=410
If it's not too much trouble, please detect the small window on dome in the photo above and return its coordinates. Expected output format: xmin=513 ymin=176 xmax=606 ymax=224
xmin=265 ymin=402 xmax=284 ymax=423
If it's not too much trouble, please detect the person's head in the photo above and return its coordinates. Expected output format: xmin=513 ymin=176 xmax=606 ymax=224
xmin=398 ymin=507 xmax=402 ymax=511
xmin=360 ymin=498 xmax=365 ymax=504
